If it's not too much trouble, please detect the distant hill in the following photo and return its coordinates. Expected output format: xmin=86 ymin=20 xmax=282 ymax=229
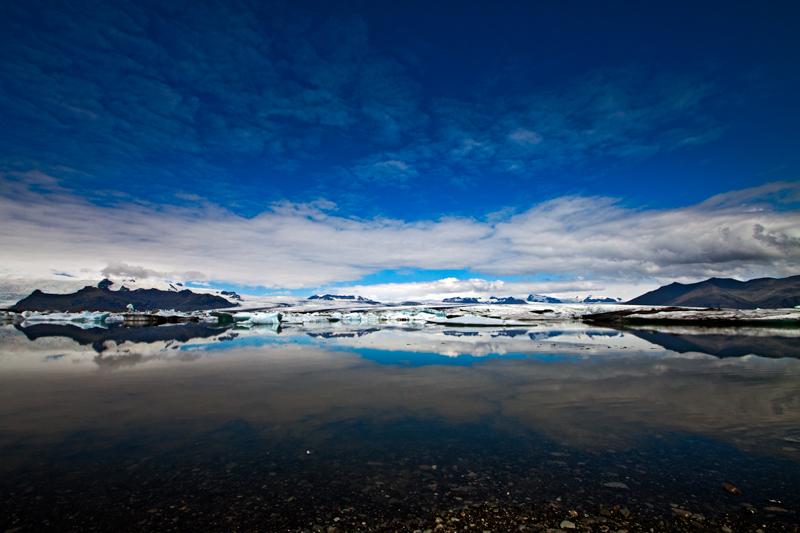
xmin=10 ymin=280 xmax=237 ymax=312
xmin=527 ymin=294 xmax=563 ymax=304
xmin=307 ymin=294 xmax=380 ymax=304
xmin=627 ymin=276 xmax=800 ymax=309
xmin=442 ymin=296 xmax=529 ymax=304
xmin=443 ymin=297 xmax=480 ymax=303
xmin=527 ymin=294 xmax=620 ymax=304
xmin=489 ymin=296 xmax=529 ymax=305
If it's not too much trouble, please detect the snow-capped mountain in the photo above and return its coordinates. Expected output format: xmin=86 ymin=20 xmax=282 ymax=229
xmin=527 ymin=294 xmax=621 ymax=304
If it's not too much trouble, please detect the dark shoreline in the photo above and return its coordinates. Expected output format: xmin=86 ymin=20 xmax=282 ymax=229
xmin=2 ymin=423 xmax=798 ymax=533
xmin=581 ymin=307 xmax=800 ymax=328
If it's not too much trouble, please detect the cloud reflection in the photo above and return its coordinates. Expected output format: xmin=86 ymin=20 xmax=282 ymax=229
xmin=1 ymin=324 xmax=799 ymax=466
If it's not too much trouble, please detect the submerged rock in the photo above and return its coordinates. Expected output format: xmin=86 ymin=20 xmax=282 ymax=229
xmin=723 ymin=483 xmax=741 ymax=495
xmin=671 ymin=508 xmax=692 ymax=518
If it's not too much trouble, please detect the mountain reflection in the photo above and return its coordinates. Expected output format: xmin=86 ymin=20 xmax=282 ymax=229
xmin=10 ymin=320 xmax=800 ymax=360
xmin=623 ymin=325 xmax=800 ymax=359
xmin=16 ymin=322 xmax=232 ymax=353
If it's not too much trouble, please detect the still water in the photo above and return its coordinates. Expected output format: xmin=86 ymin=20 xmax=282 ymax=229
xmin=1 ymin=321 xmax=799 ymax=532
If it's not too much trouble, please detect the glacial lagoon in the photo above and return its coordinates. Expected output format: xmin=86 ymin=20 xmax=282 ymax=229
xmin=1 ymin=320 xmax=799 ymax=532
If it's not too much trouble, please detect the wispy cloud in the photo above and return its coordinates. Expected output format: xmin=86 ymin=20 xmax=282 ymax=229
xmin=0 ymin=0 xmax=426 ymax=204
xmin=2 ymin=171 xmax=798 ymax=296
xmin=1 ymin=1 xmax=732 ymax=214
xmin=334 ymin=66 xmax=726 ymax=193
xmin=432 ymin=68 xmax=722 ymax=175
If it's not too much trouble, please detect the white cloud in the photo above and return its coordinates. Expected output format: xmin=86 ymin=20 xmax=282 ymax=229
xmin=425 ymin=68 xmax=724 ymax=178
xmin=508 ymin=128 xmax=543 ymax=145
xmin=100 ymin=262 xmax=205 ymax=281
xmin=1 ymin=172 xmax=799 ymax=297
xmin=326 ymin=277 xmax=635 ymax=301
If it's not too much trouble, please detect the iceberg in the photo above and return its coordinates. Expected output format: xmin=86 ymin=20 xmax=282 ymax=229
xmin=247 ymin=312 xmax=282 ymax=325
xmin=423 ymin=314 xmax=529 ymax=327
xmin=228 ymin=311 xmax=282 ymax=326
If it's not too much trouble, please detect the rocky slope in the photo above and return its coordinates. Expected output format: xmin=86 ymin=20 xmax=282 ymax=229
xmin=9 ymin=280 xmax=237 ymax=312
xmin=626 ymin=276 xmax=800 ymax=309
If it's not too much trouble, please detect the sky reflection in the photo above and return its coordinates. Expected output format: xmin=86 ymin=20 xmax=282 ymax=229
xmin=1 ymin=323 xmax=799 ymax=469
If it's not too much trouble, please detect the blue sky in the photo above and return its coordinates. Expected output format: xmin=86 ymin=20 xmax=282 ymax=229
xmin=1 ymin=0 xmax=799 ymax=299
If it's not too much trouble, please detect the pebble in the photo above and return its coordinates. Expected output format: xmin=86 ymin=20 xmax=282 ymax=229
xmin=2 ymin=433 xmax=796 ymax=533
xmin=722 ymin=483 xmax=740 ymax=495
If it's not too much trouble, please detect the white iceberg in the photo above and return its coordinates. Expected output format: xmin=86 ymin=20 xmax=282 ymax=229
xmin=247 ymin=312 xmax=282 ymax=325
xmin=423 ymin=314 xmax=529 ymax=327
xmin=154 ymin=309 xmax=188 ymax=318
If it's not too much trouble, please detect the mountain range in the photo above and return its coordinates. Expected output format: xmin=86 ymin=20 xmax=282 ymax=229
xmin=308 ymin=294 xmax=380 ymax=304
xmin=9 ymin=280 xmax=236 ymax=312
xmin=626 ymin=276 xmax=800 ymax=309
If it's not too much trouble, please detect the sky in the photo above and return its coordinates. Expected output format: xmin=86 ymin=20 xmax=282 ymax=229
xmin=1 ymin=0 xmax=799 ymax=300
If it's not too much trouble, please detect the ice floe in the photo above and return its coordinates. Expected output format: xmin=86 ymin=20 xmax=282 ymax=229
xmin=423 ymin=314 xmax=530 ymax=327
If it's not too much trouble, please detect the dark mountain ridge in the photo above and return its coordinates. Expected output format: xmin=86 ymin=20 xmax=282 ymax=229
xmin=10 ymin=281 xmax=237 ymax=312
xmin=627 ymin=276 xmax=800 ymax=309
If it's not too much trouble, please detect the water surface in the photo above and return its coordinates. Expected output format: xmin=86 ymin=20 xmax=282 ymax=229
xmin=1 ymin=321 xmax=799 ymax=531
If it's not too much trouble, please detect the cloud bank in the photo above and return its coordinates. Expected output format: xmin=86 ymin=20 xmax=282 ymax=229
xmin=100 ymin=262 xmax=205 ymax=281
xmin=328 ymin=278 xmax=611 ymax=301
xmin=1 ymin=172 xmax=799 ymax=297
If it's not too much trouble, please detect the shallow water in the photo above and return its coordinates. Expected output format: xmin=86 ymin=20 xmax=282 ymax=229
xmin=1 ymin=321 xmax=799 ymax=532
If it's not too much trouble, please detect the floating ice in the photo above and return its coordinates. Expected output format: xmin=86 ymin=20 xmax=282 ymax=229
xmin=423 ymin=314 xmax=529 ymax=327
xmin=247 ymin=312 xmax=282 ymax=325
xmin=231 ymin=311 xmax=281 ymax=324
xmin=154 ymin=309 xmax=186 ymax=317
